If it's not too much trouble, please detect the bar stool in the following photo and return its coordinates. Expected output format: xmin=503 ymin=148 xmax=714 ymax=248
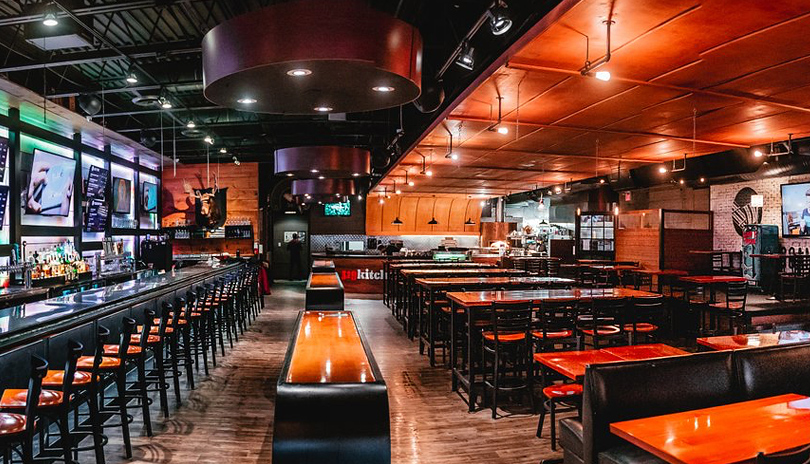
xmin=480 ymin=300 xmax=535 ymax=419
xmin=623 ymin=296 xmax=667 ymax=344
xmin=577 ymin=297 xmax=626 ymax=349
xmin=532 ymin=299 xmax=579 ymax=353
xmin=536 ymin=383 xmax=582 ymax=451
xmin=706 ymin=281 xmax=748 ymax=334
xmin=0 ymin=355 xmax=48 ymax=464
xmin=1 ymin=350 xmax=73 ymax=464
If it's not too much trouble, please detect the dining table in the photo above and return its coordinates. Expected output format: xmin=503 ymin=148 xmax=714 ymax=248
xmin=414 ymin=276 xmax=576 ymax=366
xmin=610 ymin=394 xmax=810 ymax=464
xmin=625 ymin=269 xmax=688 ymax=293
xmin=534 ymin=344 xmax=689 ymax=381
xmin=697 ymin=330 xmax=810 ymax=351
xmin=445 ymin=287 xmax=661 ymax=411
xmin=385 ymin=261 xmax=494 ymax=311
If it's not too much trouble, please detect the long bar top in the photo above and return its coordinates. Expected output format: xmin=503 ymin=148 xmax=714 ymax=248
xmin=0 ymin=262 xmax=241 ymax=351
xmin=286 ymin=311 xmax=374 ymax=383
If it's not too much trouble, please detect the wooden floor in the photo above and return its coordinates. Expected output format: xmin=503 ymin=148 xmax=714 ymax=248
xmin=96 ymin=282 xmax=563 ymax=463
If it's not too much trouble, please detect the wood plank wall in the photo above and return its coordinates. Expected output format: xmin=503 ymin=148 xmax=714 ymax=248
xmin=161 ymin=163 xmax=259 ymax=255
xmin=366 ymin=194 xmax=482 ymax=236
xmin=616 ymin=229 xmax=660 ymax=270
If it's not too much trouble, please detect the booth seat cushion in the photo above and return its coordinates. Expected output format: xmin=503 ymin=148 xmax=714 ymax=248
xmin=582 ymin=351 xmax=736 ymax=464
xmin=735 ymin=342 xmax=810 ymax=400
xmin=598 ymin=445 xmax=667 ymax=464
xmin=559 ymin=418 xmax=584 ymax=460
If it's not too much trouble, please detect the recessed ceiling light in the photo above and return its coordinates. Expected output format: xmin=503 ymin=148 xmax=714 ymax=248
xmin=658 ymin=166 xmax=668 ymax=173
xmin=286 ymin=68 xmax=312 ymax=77
xmin=352 ymin=172 xmax=361 ymax=177
xmin=314 ymin=106 xmax=333 ymax=112
xmin=310 ymin=169 xmax=319 ymax=173
xmin=372 ymin=86 xmax=395 ymax=92
xmin=497 ymin=126 xmax=509 ymax=134
xmin=286 ymin=173 xmax=294 ymax=177
xmin=594 ymin=71 xmax=611 ymax=82
xmin=425 ymin=170 xmax=433 ymax=176
xmin=318 ymin=175 xmax=325 ymax=180
xmin=238 ymin=97 xmax=257 ymax=104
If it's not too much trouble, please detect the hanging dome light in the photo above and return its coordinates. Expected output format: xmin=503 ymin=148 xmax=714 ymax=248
xmin=392 ymin=217 xmax=403 ymax=225
xmin=464 ymin=218 xmax=476 ymax=226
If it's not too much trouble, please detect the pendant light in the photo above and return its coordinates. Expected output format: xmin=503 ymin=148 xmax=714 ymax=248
xmin=463 ymin=194 xmax=476 ymax=226
xmin=428 ymin=195 xmax=438 ymax=225
xmin=392 ymin=195 xmax=404 ymax=226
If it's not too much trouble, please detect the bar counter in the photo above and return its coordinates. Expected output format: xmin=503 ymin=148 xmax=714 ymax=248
xmin=274 ymin=310 xmax=389 ymax=463
xmin=0 ymin=262 xmax=242 ymax=353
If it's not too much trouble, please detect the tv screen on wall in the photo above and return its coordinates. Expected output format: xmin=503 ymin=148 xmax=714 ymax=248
xmin=781 ymin=182 xmax=810 ymax=237
xmin=142 ymin=181 xmax=158 ymax=212
xmin=112 ymin=177 xmax=132 ymax=214
xmin=324 ymin=201 xmax=351 ymax=216
xmin=26 ymin=149 xmax=75 ymax=217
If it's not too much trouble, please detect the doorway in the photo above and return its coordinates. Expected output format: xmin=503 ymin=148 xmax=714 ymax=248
xmin=271 ymin=213 xmax=309 ymax=280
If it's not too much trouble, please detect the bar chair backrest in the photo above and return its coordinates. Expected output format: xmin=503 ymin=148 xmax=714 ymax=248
xmin=537 ymin=298 xmax=578 ymax=336
xmin=629 ymin=296 xmax=666 ymax=327
xmin=60 ymin=340 xmax=84 ymax=401
xmin=488 ymin=300 xmax=533 ymax=345
xmin=24 ymin=355 xmax=48 ymax=436
xmin=118 ymin=317 xmax=136 ymax=362
xmin=547 ymin=260 xmax=560 ymax=277
xmin=723 ymin=281 xmax=748 ymax=310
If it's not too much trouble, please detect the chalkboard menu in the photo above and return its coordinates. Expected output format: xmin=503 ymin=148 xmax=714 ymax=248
xmin=0 ymin=137 xmax=8 ymax=182
xmin=0 ymin=186 xmax=9 ymax=230
xmin=84 ymin=165 xmax=109 ymax=232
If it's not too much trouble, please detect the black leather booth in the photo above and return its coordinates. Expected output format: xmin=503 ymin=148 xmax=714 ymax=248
xmin=560 ymin=343 xmax=810 ymax=464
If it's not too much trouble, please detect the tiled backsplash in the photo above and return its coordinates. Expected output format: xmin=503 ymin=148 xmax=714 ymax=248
xmin=310 ymin=234 xmax=480 ymax=253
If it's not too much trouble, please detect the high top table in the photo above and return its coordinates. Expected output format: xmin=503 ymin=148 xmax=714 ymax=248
xmin=534 ymin=344 xmax=689 ymax=381
xmin=697 ymin=330 xmax=810 ymax=351
xmin=414 ymin=276 xmax=575 ymax=366
xmin=445 ymin=287 xmax=660 ymax=411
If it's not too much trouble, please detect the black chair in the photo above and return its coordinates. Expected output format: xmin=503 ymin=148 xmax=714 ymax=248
xmin=480 ymin=301 xmax=535 ymax=419
xmin=756 ymin=444 xmax=810 ymax=464
xmin=577 ymin=297 xmax=626 ymax=349
xmin=623 ymin=296 xmax=667 ymax=344
xmin=780 ymin=255 xmax=809 ymax=301
xmin=532 ymin=298 xmax=579 ymax=352
xmin=0 ymin=355 xmax=48 ymax=464
xmin=707 ymin=281 xmax=748 ymax=334
xmin=547 ymin=260 xmax=560 ymax=277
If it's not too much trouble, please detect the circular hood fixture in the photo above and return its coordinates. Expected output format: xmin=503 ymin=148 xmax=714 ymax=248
xmin=292 ymin=178 xmax=356 ymax=202
xmin=201 ymin=0 xmax=422 ymax=114
xmin=132 ymin=95 xmax=162 ymax=107
xmin=275 ymin=146 xmax=371 ymax=178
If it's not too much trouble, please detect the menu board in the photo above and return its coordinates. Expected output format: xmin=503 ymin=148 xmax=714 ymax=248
xmin=0 ymin=137 xmax=8 ymax=182
xmin=85 ymin=200 xmax=107 ymax=232
xmin=86 ymin=165 xmax=108 ymax=198
xmin=0 ymin=186 xmax=9 ymax=230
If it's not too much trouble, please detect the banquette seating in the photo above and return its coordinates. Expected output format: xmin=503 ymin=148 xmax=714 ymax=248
xmin=559 ymin=343 xmax=810 ymax=464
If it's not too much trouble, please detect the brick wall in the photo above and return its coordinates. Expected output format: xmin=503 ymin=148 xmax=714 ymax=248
xmin=710 ymin=174 xmax=810 ymax=251
xmin=620 ymin=185 xmax=710 ymax=212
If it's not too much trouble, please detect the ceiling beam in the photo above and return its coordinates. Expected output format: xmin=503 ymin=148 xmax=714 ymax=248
xmin=0 ymin=0 xmax=210 ymax=28
xmin=446 ymin=115 xmax=750 ymax=149
xmin=414 ymin=145 xmax=655 ymax=163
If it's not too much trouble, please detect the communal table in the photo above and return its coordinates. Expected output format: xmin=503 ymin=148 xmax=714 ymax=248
xmin=387 ymin=262 xmax=494 ymax=315
xmin=610 ymin=394 xmax=810 ymax=464
xmin=626 ymin=269 xmax=688 ymax=293
xmin=414 ymin=276 xmax=576 ymax=366
xmin=398 ymin=268 xmax=525 ymax=338
xmin=534 ymin=344 xmax=688 ymax=381
xmin=697 ymin=330 xmax=810 ymax=351
xmin=446 ymin=287 xmax=660 ymax=411
xmin=305 ymin=271 xmax=344 ymax=310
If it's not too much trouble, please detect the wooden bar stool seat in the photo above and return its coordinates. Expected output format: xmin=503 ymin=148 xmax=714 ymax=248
xmin=580 ymin=325 xmax=621 ymax=336
xmin=542 ymin=383 xmax=582 ymax=398
xmin=537 ymin=383 xmax=582 ymax=450
xmin=0 ymin=389 xmax=64 ymax=409
xmin=130 ymin=333 xmax=161 ymax=344
xmin=482 ymin=331 xmax=526 ymax=342
xmin=42 ymin=370 xmax=93 ymax=387
xmin=622 ymin=322 xmax=658 ymax=333
xmin=0 ymin=413 xmax=26 ymax=435
xmin=102 ymin=344 xmax=142 ymax=355
xmin=138 ymin=324 xmax=172 ymax=335
xmin=531 ymin=329 xmax=574 ymax=340
xmin=76 ymin=355 xmax=121 ymax=370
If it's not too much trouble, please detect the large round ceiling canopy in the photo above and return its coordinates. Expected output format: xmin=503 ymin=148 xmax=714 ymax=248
xmin=292 ymin=178 xmax=356 ymax=202
xmin=202 ymin=0 xmax=423 ymax=114
xmin=275 ymin=146 xmax=371 ymax=178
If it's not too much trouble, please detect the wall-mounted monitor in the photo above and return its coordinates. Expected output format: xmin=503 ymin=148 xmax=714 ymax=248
xmin=142 ymin=181 xmax=158 ymax=212
xmin=26 ymin=149 xmax=75 ymax=217
xmin=112 ymin=177 xmax=132 ymax=214
xmin=324 ymin=201 xmax=351 ymax=216
xmin=781 ymin=182 xmax=810 ymax=237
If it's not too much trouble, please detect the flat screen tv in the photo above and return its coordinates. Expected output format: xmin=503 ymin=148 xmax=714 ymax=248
xmin=142 ymin=181 xmax=158 ymax=212
xmin=781 ymin=182 xmax=810 ymax=237
xmin=324 ymin=201 xmax=350 ymax=216
xmin=112 ymin=177 xmax=132 ymax=214
xmin=26 ymin=149 xmax=75 ymax=217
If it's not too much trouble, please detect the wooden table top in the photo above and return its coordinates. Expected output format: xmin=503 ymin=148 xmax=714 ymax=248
xmin=390 ymin=262 xmax=490 ymax=269
xmin=687 ymin=250 xmax=736 ymax=255
xmin=750 ymin=254 xmax=790 ymax=259
xmin=589 ymin=265 xmax=640 ymax=271
xmin=311 ymin=259 xmax=335 ymax=269
xmin=286 ymin=311 xmax=374 ymax=384
xmin=400 ymin=268 xmax=523 ymax=276
xmin=631 ymin=269 xmax=689 ymax=276
xmin=679 ymin=275 xmax=747 ymax=284
xmin=697 ymin=331 xmax=810 ymax=351
xmin=534 ymin=344 xmax=688 ymax=380
xmin=447 ymin=287 xmax=660 ymax=307
xmin=414 ymin=276 xmax=575 ymax=288
xmin=308 ymin=273 xmax=341 ymax=288
xmin=610 ymin=394 xmax=810 ymax=464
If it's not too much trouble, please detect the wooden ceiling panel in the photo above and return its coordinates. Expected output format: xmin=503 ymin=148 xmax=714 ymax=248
xmin=384 ymin=0 xmax=810 ymax=194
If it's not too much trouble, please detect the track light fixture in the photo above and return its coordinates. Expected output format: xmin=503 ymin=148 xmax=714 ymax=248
xmin=579 ymin=20 xmax=614 ymax=81
xmin=455 ymin=41 xmax=475 ymax=70
xmin=488 ymin=2 xmax=512 ymax=36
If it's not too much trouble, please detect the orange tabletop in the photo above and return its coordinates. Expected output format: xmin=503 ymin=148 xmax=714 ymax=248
xmin=632 ymin=269 xmax=688 ymax=276
xmin=750 ymin=254 xmax=790 ymax=259
xmin=697 ymin=331 xmax=810 ymax=351
xmin=610 ymin=394 xmax=810 ymax=464
xmin=601 ymin=344 xmax=689 ymax=361
xmin=679 ymin=275 xmax=747 ymax=284
xmin=311 ymin=259 xmax=335 ymax=268
xmin=414 ymin=276 xmax=575 ymax=288
xmin=308 ymin=272 xmax=341 ymax=288
xmin=286 ymin=311 xmax=374 ymax=384
xmin=589 ymin=265 xmax=640 ymax=271
xmin=447 ymin=287 xmax=660 ymax=307
xmin=534 ymin=344 xmax=687 ymax=380
xmin=390 ymin=262 xmax=491 ymax=269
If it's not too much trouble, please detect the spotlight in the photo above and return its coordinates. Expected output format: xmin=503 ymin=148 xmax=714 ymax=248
xmin=203 ymin=135 xmax=214 ymax=145
xmin=594 ymin=71 xmax=611 ymax=82
xmin=314 ymin=106 xmax=333 ymax=112
xmin=286 ymin=69 xmax=312 ymax=77
xmin=497 ymin=126 xmax=509 ymax=134
xmin=599 ymin=178 xmax=605 ymax=184
xmin=238 ymin=97 xmax=257 ymax=104
xmin=186 ymin=121 xmax=196 ymax=129
xmin=408 ymin=181 xmax=415 ymax=187
xmin=554 ymin=187 xmax=562 ymax=194
xmin=488 ymin=4 xmax=512 ymax=36
xmin=455 ymin=42 xmax=475 ymax=70
xmin=700 ymin=177 xmax=706 ymax=183
xmin=754 ymin=150 xmax=764 ymax=158
xmin=126 ymin=72 xmax=138 ymax=84
xmin=286 ymin=173 xmax=294 ymax=177
xmin=220 ymin=148 xmax=227 ymax=154
xmin=425 ymin=169 xmax=433 ymax=176
xmin=42 ymin=5 xmax=58 ymax=27
xmin=446 ymin=153 xmax=459 ymax=160
xmin=310 ymin=169 xmax=319 ymax=173
xmin=658 ymin=166 xmax=668 ymax=174
xmin=372 ymin=86 xmax=395 ymax=92
xmin=232 ymin=156 xmax=240 ymax=166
